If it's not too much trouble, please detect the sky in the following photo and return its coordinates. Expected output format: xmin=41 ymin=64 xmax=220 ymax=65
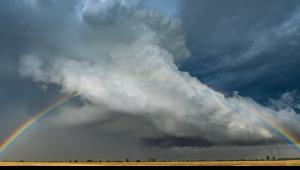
xmin=0 ymin=0 xmax=300 ymax=161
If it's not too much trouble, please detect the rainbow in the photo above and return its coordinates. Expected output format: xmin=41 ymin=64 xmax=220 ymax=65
xmin=0 ymin=94 xmax=73 ymax=156
xmin=0 ymin=92 xmax=300 ymax=157
xmin=254 ymin=108 xmax=300 ymax=152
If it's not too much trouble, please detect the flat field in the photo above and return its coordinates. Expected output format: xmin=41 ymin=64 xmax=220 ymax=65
xmin=1 ymin=161 xmax=300 ymax=166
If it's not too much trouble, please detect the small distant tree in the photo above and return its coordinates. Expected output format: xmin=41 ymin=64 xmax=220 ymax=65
xmin=266 ymin=156 xmax=270 ymax=161
xmin=126 ymin=158 xmax=130 ymax=162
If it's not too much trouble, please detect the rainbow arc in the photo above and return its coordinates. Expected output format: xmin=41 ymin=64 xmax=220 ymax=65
xmin=0 ymin=94 xmax=300 ymax=157
xmin=0 ymin=94 xmax=73 ymax=156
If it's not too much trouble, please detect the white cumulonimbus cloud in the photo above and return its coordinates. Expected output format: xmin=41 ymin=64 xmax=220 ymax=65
xmin=19 ymin=0 xmax=300 ymax=146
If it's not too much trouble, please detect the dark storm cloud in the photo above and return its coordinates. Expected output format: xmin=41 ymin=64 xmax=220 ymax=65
xmin=0 ymin=0 xmax=75 ymax=143
xmin=142 ymin=135 xmax=279 ymax=148
xmin=179 ymin=0 xmax=300 ymax=102
xmin=142 ymin=136 xmax=215 ymax=148
xmin=0 ymin=0 xmax=77 ymax=119
xmin=1 ymin=0 xmax=300 ymax=161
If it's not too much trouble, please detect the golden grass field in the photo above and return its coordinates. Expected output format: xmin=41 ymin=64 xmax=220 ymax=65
xmin=1 ymin=161 xmax=300 ymax=166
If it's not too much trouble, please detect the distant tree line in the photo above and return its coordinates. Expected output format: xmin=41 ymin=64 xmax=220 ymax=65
xmin=14 ymin=155 xmax=300 ymax=162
